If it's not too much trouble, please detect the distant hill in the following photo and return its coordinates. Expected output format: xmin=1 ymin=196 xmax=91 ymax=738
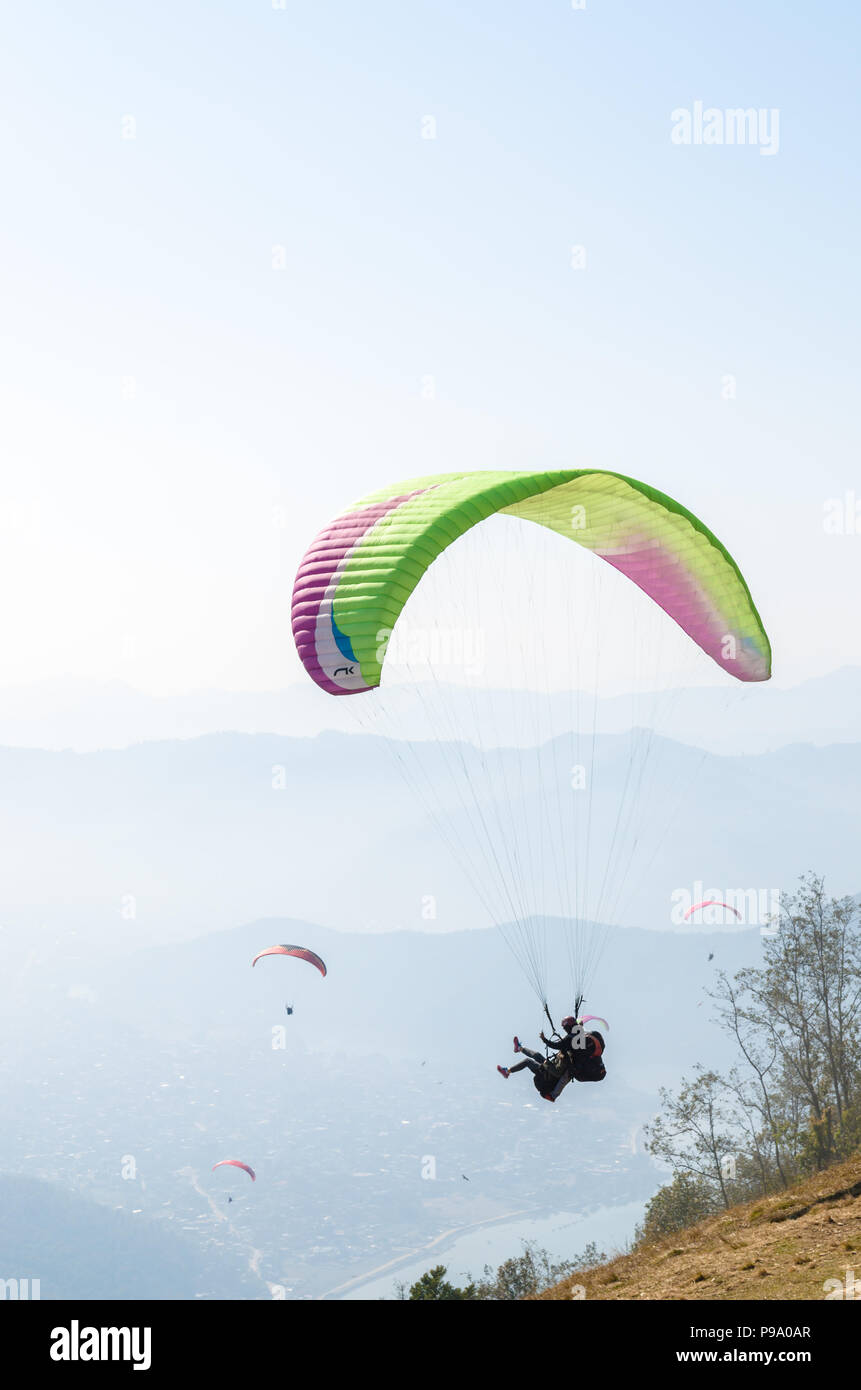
xmin=0 ymin=1176 xmax=257 ymax=1300
xmin=0 ymin=724 xmax=857 ymax=938
xmin=538 ymin=1154 xmax=861 ymax=1301
xmin=1 ymin=667 xmax=861 ymax=755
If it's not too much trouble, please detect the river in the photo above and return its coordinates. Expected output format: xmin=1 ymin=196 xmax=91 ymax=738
xmin=336 ymin=1199 xmax=646 ymax=1299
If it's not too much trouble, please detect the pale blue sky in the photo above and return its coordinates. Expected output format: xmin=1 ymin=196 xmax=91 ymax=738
xmin=0 ymin=1 xmax=858 ymax=691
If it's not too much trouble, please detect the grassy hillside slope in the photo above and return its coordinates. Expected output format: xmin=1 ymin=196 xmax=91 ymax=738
xmin=539 ymin=1155 xmax=861 ymax=1301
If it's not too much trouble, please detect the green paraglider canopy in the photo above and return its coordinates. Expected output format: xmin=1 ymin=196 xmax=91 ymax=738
xmin=291 ymin=468 xmax=771 ymax=1011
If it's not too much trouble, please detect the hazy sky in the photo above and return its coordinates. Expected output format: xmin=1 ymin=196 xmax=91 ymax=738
xmin=1 ymin=1 xmax=858 ymax=694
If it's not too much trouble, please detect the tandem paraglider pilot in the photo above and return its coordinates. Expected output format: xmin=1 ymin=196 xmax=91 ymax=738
xmin=497 ymin=1017 xmax=606 ymax=1103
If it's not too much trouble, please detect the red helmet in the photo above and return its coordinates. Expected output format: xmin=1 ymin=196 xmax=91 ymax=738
xmin=561 ymin=1016 xmax=577 ymax=1031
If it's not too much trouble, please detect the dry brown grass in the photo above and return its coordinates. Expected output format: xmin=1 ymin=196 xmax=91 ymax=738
xmin=536 ymin=1154 xmax=861 ymax=1301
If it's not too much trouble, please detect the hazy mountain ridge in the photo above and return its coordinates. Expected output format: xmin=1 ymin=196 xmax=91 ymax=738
xmin=1 ymin=666 xmax=861 ymax=754
xmin=0 ymin=725 xmax=857 ymax=939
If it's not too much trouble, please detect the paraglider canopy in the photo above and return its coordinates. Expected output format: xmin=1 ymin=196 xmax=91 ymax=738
xmin=579 ymin=1014 xmax=610 ymax=1033
xmin=292 ymin=468 xmax=771 ymax=697
xmin=290 ymin=467 xmax=771 ymax=1012
xmin=212 ymin=1159 xmax=256 ymax=1182
xmin=251 ymin=944 xmax=327 ymax=977
xmin=684 ymin=900 xmax=742 ymax=921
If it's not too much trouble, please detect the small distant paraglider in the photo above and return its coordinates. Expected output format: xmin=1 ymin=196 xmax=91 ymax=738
xmin=708 ymin=952 xmax=714 ymax=962
xmin=285 ymin=1005 xmax=294 ymax=1016
xmin=252 ymin=945 xmax=327 ymax=977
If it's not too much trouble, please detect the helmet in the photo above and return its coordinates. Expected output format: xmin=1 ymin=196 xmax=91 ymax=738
xmin=560 ymin=1016 xmax=577 ymax=1032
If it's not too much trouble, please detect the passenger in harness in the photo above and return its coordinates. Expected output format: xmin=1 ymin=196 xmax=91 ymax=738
xmin=496 ymin=1016 xmax=606 ymax=1102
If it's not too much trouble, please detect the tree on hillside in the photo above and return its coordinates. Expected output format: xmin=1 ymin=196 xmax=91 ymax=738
xmin=715 ymin=981 xmax=790 ymax=1190
xmin=403 ymin=1265 xmax=476 ymax=1300
xmin=392 ymin=1242 xmax=599 ymax=1300
xmin=715 ymin=875 xmax=861 ymax=1170
xmin=636 ymin=1172 xmax=719 ymax=1240
xmin=643 ymin=1068 xmax=740 ymax=1207
xmin=641 ymin=876 xmax=861 ymax=1245
xmin=472 ymin=1239 xmax=600 ymax=1300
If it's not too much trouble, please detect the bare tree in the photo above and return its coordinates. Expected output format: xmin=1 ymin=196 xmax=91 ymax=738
xmin=726 ymin=876 xmax=861 ymax=1168
xmin=712 ymin=972 xmax=790 ymax=1187
xmin=644 ymin=1068 xmax=739 ymax=1207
